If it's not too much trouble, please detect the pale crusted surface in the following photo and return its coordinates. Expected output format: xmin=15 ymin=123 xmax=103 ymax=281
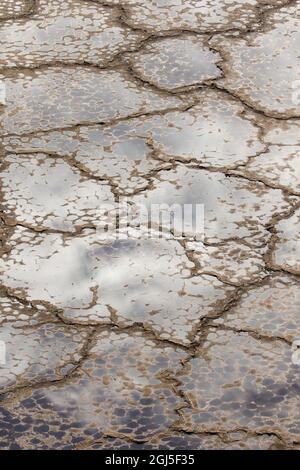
xmin=0 ymin=0 xmax=146 ymax=67
xmin=85 ymin=432 xmax=282 ymax=450
xmin=123 ymin=35 xmax=222 ymax=91
xmin=0 ymin=153 xmax=115 ymax=231
xmin=90 ymin=0 xmax=292 ymax=33
xmin=0 ymin=323 xmax=89 ymax=393
xmin=0 ymin=0 xmax=300 ymax=451
xmin=185 ymin=240 xmax=267 ymax=285
xmin=131 ymin=166 xmax=295 ymax=244
xmin=0 ymin=331 xmax=188 ymax=449
xmin=0 ymin=229 xmax=235 ymax=344
xmin=0 ymin=68 xmax=182 ymax=135
xmin=269 ymin=208 xmax=300 ymax=274
xmin=177 ymin=329 xmax=300 ymax=439
xmin=210 ymin=3 xmax=300 ymax=117
xmin=232 ymin=145 xmax=300 ymax=195
xmin=0 ymin=0 xmax=34 ymax=20
xmin=212 ymin=274 xmax=300 ymax=341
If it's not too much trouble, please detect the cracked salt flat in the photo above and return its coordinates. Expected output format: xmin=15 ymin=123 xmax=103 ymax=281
xmin=0 ymin=331 xmax=187 ymax=449
xmin=95 ymin=0 xmax=291 ymax=33
xmin=0 ymin=228 xmax=235 ymax=344
xmin=0 ymin=0 xmax=300 ymax=451
xmin=2 ymin=89 xmax=266 ymax=195
xmin=212 ymin=273 xmax=300 ymax=342
xmin=0 ymin=153 xmax=115 ymax=231
xmin=210 ymin=3 xmax=300 ymax=117
xmin=0 ymin=0 xmax=33 ymax=20
xmin=87 ymin=431 xmax=282 ymax=450
xmin=264 ymin=120 xmax=300 ymax=145
xmin=0 ymin=0 xmax=146 ymax=67
xmin=185 ymin=240 xmax=267 ymax=285
xmin=232 ymin=145 xmax=300 ymax=195
xmin=123 ymin=35 xmax=222 ymax=91
xmin=269 ymin=208 xmax=300 ymax=274
xmin=0 ymin=67 xmax=182 ymax=135
xmin=0 ymin=289 xmax=53 ymax=326
xmin=131 ymin=166 xmax=295 ymax=244
xmin=177 ymin=329 xmax=300 ymax=440
xmin=3 ymin=126 xmax=172 ymax=195
xmin=0 ymin=323 xmax=88 ymax=393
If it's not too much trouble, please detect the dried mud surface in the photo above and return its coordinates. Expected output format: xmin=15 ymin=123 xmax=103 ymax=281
xmin=0 ymin=0 xmax=299 ymax=450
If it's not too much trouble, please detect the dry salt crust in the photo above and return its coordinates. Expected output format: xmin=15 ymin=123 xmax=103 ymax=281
xmin=131 ymin=166 xmax=295 ymax=245
xmin=233 ymin=145 xmax=300 ymax=195
xmin=270 ymin=208 xmax=300 ymax=274
xmin=123 ymin=35 xmax=222 ymax=91
xmin=0 ymin=323 xmax=88 ymax=393
xmin=92 ymin=0 xmax=291 ymax=33
xmin=0 ymin=292 xmax=53 ymax=327
xmin=1 ymin=0 xmax=300 ymax=451
xmin=231 ymin=119 xmax=300 ymax=195
xmin=3 ymin=129 xmax=172 ymax=196
xmin=0 ymin=68 xmax=182 ymax=136
xmin=0 ymin=0 xmax=146 ymax=67
xmin=2 ymin=89 xmax=266 ymax=195
xmin=0 ymin=153 xmax=115 ymax=231
xmin=210 ymin=4 xmax=300 ymax=117
xmin=0 ymin=0 xmax=34 ymax=20
xmin=185 ymin=240 xmax=267 ymax=285
xmin=212 ymin=273 xmax=300 ymax=343
xmin=264 ymin=120 xmax=300 ymax=146
xmin=177 ymin=329 xmax=300 ymax=441
xmin=0 ymin=228 xmax=235 ymax=344
xmin=0 ymin=331 xmax=187 ymax=449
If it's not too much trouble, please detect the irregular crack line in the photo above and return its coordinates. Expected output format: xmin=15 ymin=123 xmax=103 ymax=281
xmin=13 ymin=140 xmax=294 ymax=202
xmin=2 ymin=148 xmax=170 ymax=199
xmin=75 ymin=432 xmax=150 ymax=449
xmin=0 ymin=32 xmax=213 ymax=73
xmin=94 ymin=0 xmax=298 ymax=37
xmin=0 ymin=217 xmax=99 ymax=237
xmin=0 ymin=62 xmax=182 ymax=103
xmin=0 ymin=282 xmax=201 ymax=352
xmin=263 ymin=200 xmax=300 ymax=276
xmin=2 ymin=80 xmax=298 ymax=144
xmin=171 ymin=425 xmax=292 ymax=448
xmin=208 ymin=82 xmax=300 ymax=121
xmin=0 ymin=321 xmax=196 ymax=409
xmin=1 ymin=100 xmax=196 ymax=139
xmin=223 ymin=169 xmax=300 ymax=198
xmin=178 ymin=267 xmax=299 ymax=353
xmin=0 ymin=283 xmax=70 ymax=328
xmin=0 ymin=325 xmax=98 ymax=399
xmin=178 ymin=239 xmax=267 ymax=288
xmin=266 ymin=264 xmax=300 ymax=278
xmin=206 ymin=324 xmax=293 ymax=347
xmin=75 ymin=426 xmax=293 ymax=450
